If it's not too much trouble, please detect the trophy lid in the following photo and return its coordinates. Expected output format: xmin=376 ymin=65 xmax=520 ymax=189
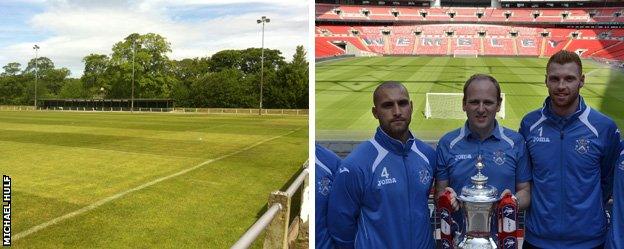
xmin=459 ymin=181 xmax=499 ymax=203
xmin=458 ymin=155 xmax=499 ymax=203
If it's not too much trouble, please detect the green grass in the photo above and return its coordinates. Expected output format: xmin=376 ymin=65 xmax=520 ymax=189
xmin=316 ymin=56 xmax=624 ymax=141
xmin=1 ymin=111 xmax=308 ymax=248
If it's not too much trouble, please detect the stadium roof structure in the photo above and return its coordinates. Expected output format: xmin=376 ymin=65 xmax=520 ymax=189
xmin=316 ymin=3 xmax=624 ymax=27
xmin=317 ymin=0 xmax=624 ymax=8
xmin=39 ymin=99 xmax=174 ymax=109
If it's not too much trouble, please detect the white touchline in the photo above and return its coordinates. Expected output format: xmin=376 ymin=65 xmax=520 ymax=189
xmin=14 ymin=128 xmax=302 ymax=241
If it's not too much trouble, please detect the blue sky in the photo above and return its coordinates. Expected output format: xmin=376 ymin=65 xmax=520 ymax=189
xmin=0 ymin=2 xmax=47 ymax=46
xmin=0 ymin=0 xmax=308 ymax=77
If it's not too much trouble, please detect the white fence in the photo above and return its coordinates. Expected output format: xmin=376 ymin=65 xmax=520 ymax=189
xmin=0 ymin=105 xmax=36 ymax=111
xmin=172 ymin=108 xmax=308 ymax=116
xmin=0 ymin=105 xmax=308 ymax=116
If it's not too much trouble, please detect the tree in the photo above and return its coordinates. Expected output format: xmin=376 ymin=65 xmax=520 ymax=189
xmin=0 ymin=76 xmax=27 ymax=104
xmin=108 ymin=33 xmax=174 ymax=99
xmin=45 ymin=67 xmax=71 ymax=95
xmin=291 ymin=45 xmax=308 ymax=69
xmin=172 ymin=57 xmax=211 ymax=81
xmin=59 ymin=78 xmax=88 ymax=98
xmin=82 ymin=54 xmax=110 ymax=94
xmin=2 ymin=62 xmax=21 ymax=76
xmin=0 ymin=62 xmax=26 ymax=104
xmin=209 ymin=48 xmax=284 ymax=74
xmin=171 ymin=57 xmax=211 ymax=107
xmin=268 ymin=46 xmax=308 ymax=108
xmin=240 ymin=48 xmax=285 ymax=75
xmin=22 ymin=57 xmax=70 ymax=98
xmin=191 ymin=68 xmax=255 ymax=108
xmin=210 ymin=50 xmax=242 ymax=72
xmin=23 ymin=57 xmax=54 ymax=75
xmin=207 ymin=48 xmax=286 ymax=108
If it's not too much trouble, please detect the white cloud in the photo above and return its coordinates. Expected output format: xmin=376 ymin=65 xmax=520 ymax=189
xmin=0 ymin=0 xmax=308 ymax=77
xmin=141 ymin=0 xmax=307 ymax=8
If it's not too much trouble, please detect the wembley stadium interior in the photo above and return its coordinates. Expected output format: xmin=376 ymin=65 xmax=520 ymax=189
xmin=316 ymin=0 xmax=624 ymax=64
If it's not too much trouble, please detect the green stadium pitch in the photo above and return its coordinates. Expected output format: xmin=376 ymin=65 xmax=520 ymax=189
xmin=316 ymin=56 xmax=624 ymax=141
xmin=0 ymin=111 xmax=307 ymax=248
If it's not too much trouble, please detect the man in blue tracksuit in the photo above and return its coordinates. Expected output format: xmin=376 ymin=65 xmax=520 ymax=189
xmin=606 ymin=141 xmax=624 ymax=249
xmin=436 ymin=74 xmax=531 ymax=240
xmin=327 ymin=81 xmax=436 ymax=249
xmin=519 ymin=50 xmax=620 ymax=248
xmin=316 ymin=143 xmax=341 ymax=249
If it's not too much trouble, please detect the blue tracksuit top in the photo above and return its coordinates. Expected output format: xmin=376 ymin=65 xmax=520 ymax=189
xmin=327 ymin=127 xmax=436 ymax=249
xmin=436 ymin=121 xmax=531 ymax=235
xmin=316 ymin=143 xmax=342 ymax=249
xmin=519 ymin=96 xmax=620 ymax=248
xmin=606 ymin=141 xmax=624 ymax=249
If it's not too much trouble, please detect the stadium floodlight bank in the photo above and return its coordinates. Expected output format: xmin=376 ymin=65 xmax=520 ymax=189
xmin=425 ymin=92 xmax=506 ymax=119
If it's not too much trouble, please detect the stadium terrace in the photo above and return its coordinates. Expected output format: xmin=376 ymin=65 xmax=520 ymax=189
xmin=316 ymin=1 xmax=624 ymax=64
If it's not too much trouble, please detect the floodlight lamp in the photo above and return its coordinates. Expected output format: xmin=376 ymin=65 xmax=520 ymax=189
xmin=266 ymin=18 xmax=270 ymax=23
xmin=33 ymin=45 xmax=39 ymax=50
xmin=257 ymin=19 xmax=262 ymax=23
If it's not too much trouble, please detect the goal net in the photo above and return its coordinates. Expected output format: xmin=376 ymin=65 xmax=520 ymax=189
xmin=453 ymin=50 xmax=478 ymax=58
xmin=424 ymin=93 xmax=506 ymax=119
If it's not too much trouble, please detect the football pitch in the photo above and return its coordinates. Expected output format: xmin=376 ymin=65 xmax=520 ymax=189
xmin=316 ymin=56 xmax=624 ymax=141
xmin=1 ymin=111 xmax=308 ymax=248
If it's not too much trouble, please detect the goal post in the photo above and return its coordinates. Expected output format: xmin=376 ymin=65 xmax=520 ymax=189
xmin=424 ymin=92 xmax=506 ymax=119
xmin=453 ymin=50 xmax=478 ymax=58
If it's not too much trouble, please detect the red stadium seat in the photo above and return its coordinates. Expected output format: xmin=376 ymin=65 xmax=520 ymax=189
xmin=316 ymin=5 xmax=624 ymax=61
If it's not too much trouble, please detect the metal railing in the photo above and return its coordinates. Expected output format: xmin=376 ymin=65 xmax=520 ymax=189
xmin=232 ymin=204 xmax=283 ymax=248
xmin=231 ymin=161 xmax=310 ymax=249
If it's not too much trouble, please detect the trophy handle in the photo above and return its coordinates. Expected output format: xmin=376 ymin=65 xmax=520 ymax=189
xmin=497 ymin=192 xmax=518 ymax=249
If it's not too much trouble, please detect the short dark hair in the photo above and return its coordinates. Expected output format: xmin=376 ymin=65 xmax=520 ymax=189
xmin=463 ymin=74 xmax=502 ymax=104
xmin=547 ymin=50 xmax=583 ymax=75
xmin=373 ymin=81 xmax=408 ymax=106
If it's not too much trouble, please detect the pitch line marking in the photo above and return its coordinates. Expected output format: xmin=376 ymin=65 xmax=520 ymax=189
xmin=13 ymin=128 xmax=302 ymax=241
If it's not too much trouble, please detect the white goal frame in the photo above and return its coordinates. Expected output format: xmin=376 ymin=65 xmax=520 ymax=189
xmin=453 ymin=50 xmax=479 ymax=58
xmin=424 ymin=92 xmax=506 ymax=119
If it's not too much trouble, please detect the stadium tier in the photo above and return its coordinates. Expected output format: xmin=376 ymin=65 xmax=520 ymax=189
xmin=316 ymin=4 xmax=624 ymax=61
xmin=315 ymin=36 xmax=347 ymax=57
xmin=316 ymin=4 xmax=624 ymax=23
xmin=317 ymin=24 xmax=624 ymax=59
xmin=316 ymin=3 xmax=624 ymax=61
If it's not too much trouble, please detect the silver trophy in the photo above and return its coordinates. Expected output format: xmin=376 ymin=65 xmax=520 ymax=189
xmin=457 ymin=156 xmax=499 ymax=249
